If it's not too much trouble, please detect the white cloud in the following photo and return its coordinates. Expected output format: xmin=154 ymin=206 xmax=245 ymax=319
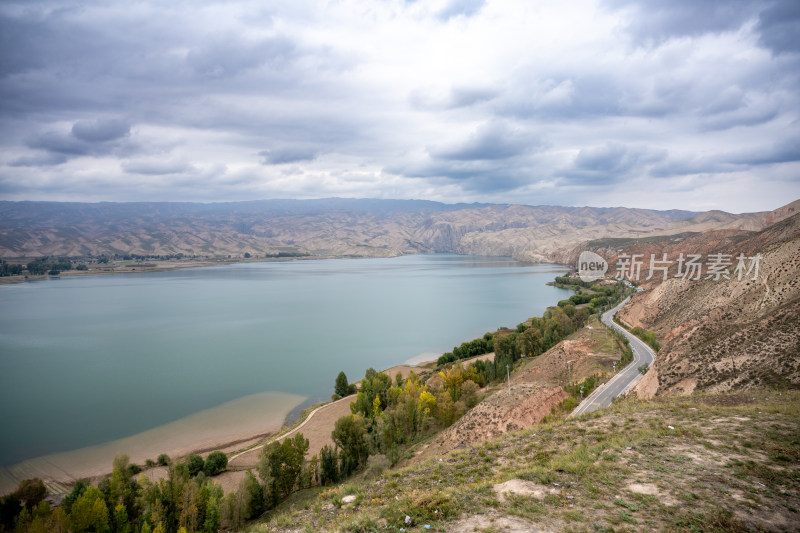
xmin=0 ymin=0 xmax=798 ymax=212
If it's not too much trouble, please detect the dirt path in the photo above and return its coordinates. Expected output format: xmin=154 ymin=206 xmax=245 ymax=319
xmin=228 ymin=365 xmax=428 ymax=467
xmin=228 ymin=395 xmax=354 ymax=468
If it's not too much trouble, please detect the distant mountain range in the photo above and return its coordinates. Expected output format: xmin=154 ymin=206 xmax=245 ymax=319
xmin=0 ymin=198 xmax=797 ymax=261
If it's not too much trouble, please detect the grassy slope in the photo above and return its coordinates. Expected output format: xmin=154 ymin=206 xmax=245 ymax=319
xmin=250 ymin=390 xmax=800 ymax=532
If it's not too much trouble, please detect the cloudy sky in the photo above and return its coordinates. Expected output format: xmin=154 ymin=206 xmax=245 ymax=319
xmin=1 ymin=0 xmax=799 ymax=212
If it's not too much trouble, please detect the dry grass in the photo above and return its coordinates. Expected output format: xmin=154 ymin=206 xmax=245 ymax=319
xmin=246 ymin=389 xmax=800 ymax=532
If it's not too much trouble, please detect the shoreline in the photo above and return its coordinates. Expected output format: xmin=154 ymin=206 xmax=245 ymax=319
xmin=0 ymin=256 xmax=326 ymax=285
xmin=0 ymin=362 xmax=439 ymax=497
xmin=0 ymin=257 xmax=566 ymax=495
xmin=0 ymin=252 xmax=563 ymax=286
xmin=0 ymin=391 xmax=306 ymax=496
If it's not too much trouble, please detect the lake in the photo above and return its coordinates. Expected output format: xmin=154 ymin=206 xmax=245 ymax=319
xmin=0 ymin=255 xmax=570 ymax=469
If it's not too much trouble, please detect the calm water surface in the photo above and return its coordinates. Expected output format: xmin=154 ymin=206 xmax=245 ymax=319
xmin=0 ymin=255 xmax=569 ymax=465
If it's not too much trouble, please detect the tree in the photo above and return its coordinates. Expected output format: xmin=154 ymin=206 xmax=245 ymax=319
xmin=494 ymin=333 xmax=519 ymax=362
xmin=307 ymin=454 xmax=319 ymax=486
xmin=113 ymin=504 xmax=129 ymax=533
xmin=517 ymin=328 xmax=543 ymax=357
xmin=63 ymin=480 xmax=88 ymax=514
xmin=0 ymin=494 xmax=21 ymax=530
xmin=332 ymin=415 xmax=369 ymax=477
xmin=203 ymin=451 xmax=228 ymax=476
xmin=460 ymin=380 xmax=480 ymax=408
xmin=258 ymin=433 xmax=309 ymax=500
xmin=186 ymin=455 xmax=204 ymax=477
xmin=70 ymin=486 xmax=110 ymax=533
xmin=240 ymin=471 xmax=264 ymax=520
xmin=319 ymin=445 xmax=339 ymax=486
xmin=14 ymin=478 xmax=46 ymax=510
xmin=335 ymin=371 xmax=350 ymax=398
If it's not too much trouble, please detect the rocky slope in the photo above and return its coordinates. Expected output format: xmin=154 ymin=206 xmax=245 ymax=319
xmin=616 ymin=209 xmax=800 ymax=395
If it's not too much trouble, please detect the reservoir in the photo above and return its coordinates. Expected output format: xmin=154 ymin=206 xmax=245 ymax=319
xmin=0 ymin=254 xmax=570 ymax=469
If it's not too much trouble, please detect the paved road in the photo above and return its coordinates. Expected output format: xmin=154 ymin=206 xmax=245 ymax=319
xmin=571 ymin=297 xmax=656 ymax=417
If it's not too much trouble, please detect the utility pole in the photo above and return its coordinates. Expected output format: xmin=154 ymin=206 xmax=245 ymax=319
xmin=506 ymin=363 xmax=511 ymax=395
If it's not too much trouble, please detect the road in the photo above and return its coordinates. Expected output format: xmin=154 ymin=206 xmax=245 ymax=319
xmin=571 ymin=297 xmax=656 ymax=416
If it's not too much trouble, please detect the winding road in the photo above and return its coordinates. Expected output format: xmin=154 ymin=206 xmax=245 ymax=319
xmin=571 ymin=297 xmax=656 ymax=417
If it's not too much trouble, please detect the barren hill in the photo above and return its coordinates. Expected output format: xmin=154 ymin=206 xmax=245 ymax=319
xmin=0 ymin=197 xmax=778 ymax=261
xmin=614 ymin=209 xmax=800 ymax=395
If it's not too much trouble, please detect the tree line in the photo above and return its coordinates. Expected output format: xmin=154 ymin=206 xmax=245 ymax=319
xmin=0 ymin=451 xmax=235 ymax=533
xmin=25 ymin=258 xmax=72 ymax=275
xmin=0 ymin=259 xmax=23 ymax=276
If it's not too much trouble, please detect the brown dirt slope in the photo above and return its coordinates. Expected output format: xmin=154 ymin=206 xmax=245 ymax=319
xmin=413 ymin=318 xmax=623 ymax=463
xmin=619 ymin=212 xmax=800 ymax=395
xmin=413 ymin=385 xmax=568 ymax=463
xmin=511 ymin=329 xmax=619 ymax=388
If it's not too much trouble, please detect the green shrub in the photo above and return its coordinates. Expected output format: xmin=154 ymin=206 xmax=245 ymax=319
xmin=204 ymin=451 xmax=228 ymax=476
xmin=186 ymin=454 xmax=204 ymax=477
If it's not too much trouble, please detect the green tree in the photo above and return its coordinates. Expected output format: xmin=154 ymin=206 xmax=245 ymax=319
xmin=70 ymin=486 xmax=110 ymax=533
xmin=63 ymin=480 xmax=87 ymax=514
xmin=517 ymin=328 xmax=543 ymax=357
xmin=0 ymin=493 xmax=21 ymax=530
xmin=258 ymin=433 xmax=309 ymax=500
xmin=335 ymin=371 xmax=350 ymax=398
xmin=113 ymin=504 xmax=129 ymax=533
xmin=203 ymin=451 xmax=228 ymax=476
xmin=494 ymin=333 xmax=519 ymax=362
xmin=186 ymin=455 xmax=204 ymax=477
xmin=332 ymin=415 xmax=369 ymax=477
xmin=240 ymin=471 xmax=264 ymax=520
xmin=319 ymin=445 xmax=339 ymax=486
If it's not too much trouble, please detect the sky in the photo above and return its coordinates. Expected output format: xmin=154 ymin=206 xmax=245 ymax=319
xmin=1 ymin=0 xmax=799 ymax=213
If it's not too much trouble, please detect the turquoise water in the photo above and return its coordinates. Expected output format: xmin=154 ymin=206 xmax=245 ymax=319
xmin=0 ymin=255 xmax=570 ymax=465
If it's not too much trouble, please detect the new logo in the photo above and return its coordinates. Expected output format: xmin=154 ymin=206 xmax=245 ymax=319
xmin=577 ymin=251 xmax=608 ymax=282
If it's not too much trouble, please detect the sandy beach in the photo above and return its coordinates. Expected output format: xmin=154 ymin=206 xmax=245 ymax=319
xmin=0 ymin=391 xmax=305 ymax=495
xmin=0 ymin=362 xmax=438 ymax=496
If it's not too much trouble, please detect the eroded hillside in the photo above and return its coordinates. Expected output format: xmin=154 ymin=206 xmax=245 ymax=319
xmin=0 ymin=198 xmax=755 ymax=261
xmin=614 ymin=212 xmax=800 ymax=395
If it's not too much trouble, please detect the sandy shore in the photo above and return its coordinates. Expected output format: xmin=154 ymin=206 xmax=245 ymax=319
xmin=0 ymin=361 xmax=437 ymax=496
xmin=0 ymin=391 xmax=305 ymax=495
